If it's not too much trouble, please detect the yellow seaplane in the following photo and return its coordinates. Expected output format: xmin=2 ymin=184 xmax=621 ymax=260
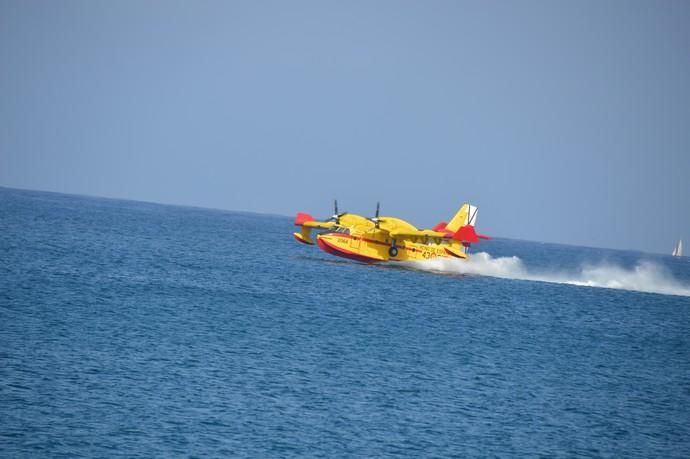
xmin=293 ymin=201 xmax=490 ymax=263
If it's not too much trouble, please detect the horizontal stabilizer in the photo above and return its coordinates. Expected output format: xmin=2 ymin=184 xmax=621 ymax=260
xmin=453 ymin=225 xmax=480 ymax=243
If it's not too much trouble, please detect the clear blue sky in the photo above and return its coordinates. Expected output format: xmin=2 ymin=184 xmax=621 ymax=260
xmin=1 ymin=1 xmax=689 ymax=253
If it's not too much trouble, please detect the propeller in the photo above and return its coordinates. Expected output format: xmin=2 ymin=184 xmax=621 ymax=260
xmin=329 ymin=199 xmax=346 ymax=224
xmin=370 ymin=201 xmax=382 ymax=228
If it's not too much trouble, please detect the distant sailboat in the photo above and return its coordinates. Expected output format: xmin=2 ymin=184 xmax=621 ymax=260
xmin=672 ymin=239 xmax=683 ymax=257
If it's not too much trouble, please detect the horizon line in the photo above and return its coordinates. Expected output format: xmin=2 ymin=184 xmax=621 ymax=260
xmin=0 ymin=184 xmax=673 ymax=257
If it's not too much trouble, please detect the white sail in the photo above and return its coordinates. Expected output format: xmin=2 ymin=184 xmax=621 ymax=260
xmin=672 ymin=239 xmax=683 ymax=257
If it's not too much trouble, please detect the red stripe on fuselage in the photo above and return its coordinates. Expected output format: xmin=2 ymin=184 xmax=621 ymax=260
xmin=318 ymin=233 xmax=449 ymax=256
xmin=444 ymin=248 xmax=464 ymax=258
xmin=316 ymin=236 xmax=383 ymax=263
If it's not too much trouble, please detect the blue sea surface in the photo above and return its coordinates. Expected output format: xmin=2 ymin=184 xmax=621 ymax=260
xmin=2 ymin=187 xmax=689 ymax=457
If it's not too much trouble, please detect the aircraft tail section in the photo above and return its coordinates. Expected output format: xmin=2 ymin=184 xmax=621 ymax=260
xmin=445 ymin=203 xmax=478 ymax=233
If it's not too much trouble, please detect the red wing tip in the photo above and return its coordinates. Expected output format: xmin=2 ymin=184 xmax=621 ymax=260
xmin=295 ymin=212 xmax=315 ymax=226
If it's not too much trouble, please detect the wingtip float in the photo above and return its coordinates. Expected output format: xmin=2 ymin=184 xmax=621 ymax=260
xmin=293 ymin=201 xmax=490 ymax=263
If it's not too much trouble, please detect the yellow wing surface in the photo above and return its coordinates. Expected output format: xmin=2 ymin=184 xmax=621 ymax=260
xmin=293 ymin=212 xmax=334 ymax=244
xmin=388 ymin=228 xmax=449 ymax=239
xmin=293 ymin=212 xmax=374 ymax=244
xmin=381 ymin=204 xmax=481 ymax=242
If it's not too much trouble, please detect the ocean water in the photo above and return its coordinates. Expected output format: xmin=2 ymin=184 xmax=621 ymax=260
xmin=2 ymin=187 xmax=689 ymax=458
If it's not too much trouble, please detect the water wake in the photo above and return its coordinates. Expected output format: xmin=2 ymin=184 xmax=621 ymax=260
xmin=406 ymin=252 xmax=690 ymax=297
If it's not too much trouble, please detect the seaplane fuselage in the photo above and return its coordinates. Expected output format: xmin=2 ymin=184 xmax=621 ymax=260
xmin=293 ymin=202 xmax=489 ymax=263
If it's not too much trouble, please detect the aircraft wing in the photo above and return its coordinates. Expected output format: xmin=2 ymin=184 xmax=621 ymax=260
xmin=390 ymin=225 xmax=490 ymax=243
xmin=388 ymin=229 xmax=449 ymax=239
xmin=295 ymin=212 xmax=336 ymax=229
xmin=302 ymin=220 xmax=337 ymax=230
xmin=293 ymin=212 xmax=338 ymax=245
